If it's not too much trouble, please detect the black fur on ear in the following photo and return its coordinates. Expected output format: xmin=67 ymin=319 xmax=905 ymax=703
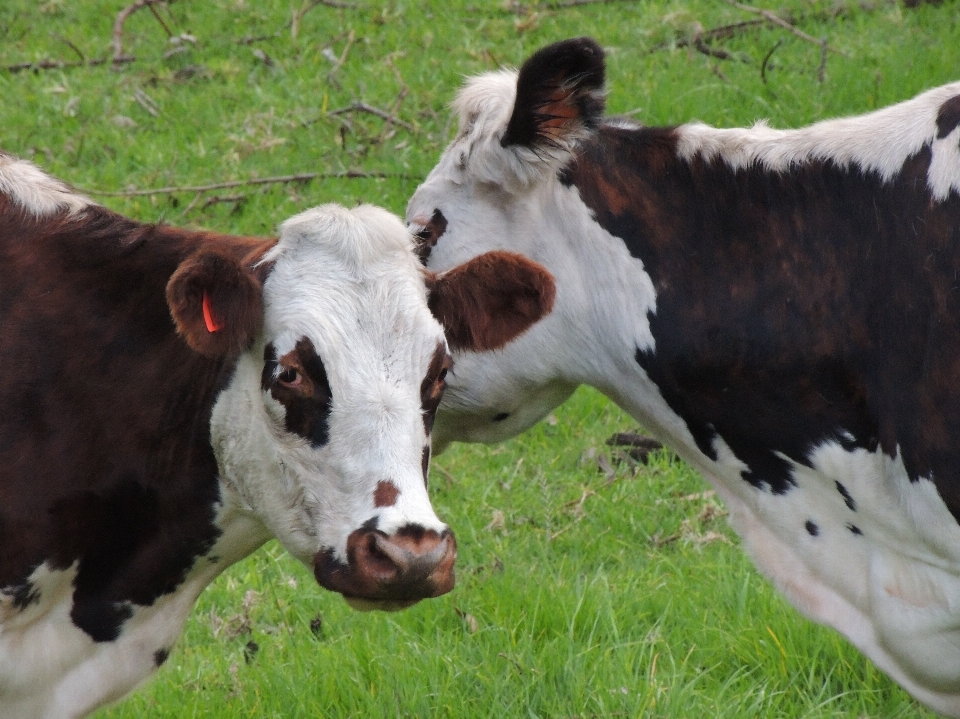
xmin=166 ymin=248 xmax=264 ymax=358
xmin=501 ymin=37 xmax=606 ymax=150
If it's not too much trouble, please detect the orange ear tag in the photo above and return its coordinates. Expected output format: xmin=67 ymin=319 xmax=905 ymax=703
xmin=202 ymin=291 xmax=224 ymax=333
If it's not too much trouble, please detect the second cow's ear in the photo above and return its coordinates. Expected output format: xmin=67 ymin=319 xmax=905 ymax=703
xmin=501 ymin=37 xmax=606 ymax=151
xmin=166 ymin=248 xmax=264 ymax=358
xmin=428 ymin=251 xmax=556 ymax=352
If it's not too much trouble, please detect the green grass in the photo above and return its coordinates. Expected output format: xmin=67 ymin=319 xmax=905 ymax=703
xmin=2 ymin=0 xmax=957 ymax=716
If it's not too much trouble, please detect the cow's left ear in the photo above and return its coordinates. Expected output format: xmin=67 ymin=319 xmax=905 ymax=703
xmin=166 ymin=248 xmax=264 ymax=358
xmin=427 ymin=251 xmax=556 ymax=352
xmin=501 ymin=37 xmax=606 ymax=151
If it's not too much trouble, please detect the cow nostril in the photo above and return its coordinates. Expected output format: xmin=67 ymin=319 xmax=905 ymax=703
xmin=373 ymin=532 xmax=450 ymax=576
xmin=360 ymin=532 xmax=400 ymax=579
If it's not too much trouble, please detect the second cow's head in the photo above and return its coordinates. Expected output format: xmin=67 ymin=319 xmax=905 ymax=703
xmin=166 ymin=204 xmax=553 ymax=609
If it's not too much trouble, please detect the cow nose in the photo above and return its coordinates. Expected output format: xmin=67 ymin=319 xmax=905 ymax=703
xmin=314 ymin=525 xmax=457 ymax=610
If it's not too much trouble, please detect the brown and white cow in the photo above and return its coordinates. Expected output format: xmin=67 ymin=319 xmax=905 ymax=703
xmin=0 ymin=153 xmax=553 ymax=718
xmin=406 ymin=38 xmax=960 ymax=716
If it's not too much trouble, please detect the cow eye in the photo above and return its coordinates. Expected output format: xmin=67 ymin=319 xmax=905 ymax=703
xmin=277 ymin=368 xmax=301 ymax=386
xmin=438 ymin=368 xmax=448 ymax=383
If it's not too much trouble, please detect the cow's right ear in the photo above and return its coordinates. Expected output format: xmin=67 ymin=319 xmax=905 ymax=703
xmin=166 ymin=248 xmax=264 ymax=358
xmin=501 ymin=37 xmax=606 ymax=151
xmin=427 ymin=251 xmax=556 ymax=352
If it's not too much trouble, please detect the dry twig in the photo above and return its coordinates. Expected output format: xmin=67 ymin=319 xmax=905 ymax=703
xmin=378 ymin=54 xmax=410 ymax=143
xmin=760 ymin=38 xmax=783 ymax=84
xmin=693 ymin=38 xmax=736 ymax=61
xmin=328 ymin=101 xmax=415 ymax=133
xmin=112 ymin=0 xmax=171 ymax=64
xmin=326 ymin=29 xmax=355 ymax=89
xmin=519 ymin=0 xmax=635 ymax=8
xmin=52 ymin=34 xmax=85 ymax=64
xmin=5 ymin=57 xmax=134 ymax=73
xmin=291 ymin=0 xmax=361 ymax=39
xmin=723 ymin=0 xmax=846 ymax=56
xmin=429 ymin=462 xmax=457 ymax=486
xmin=81 ymin=170 xmax=408 ymax=198
xmin=817 ymin=37 xmax=829 ymax=83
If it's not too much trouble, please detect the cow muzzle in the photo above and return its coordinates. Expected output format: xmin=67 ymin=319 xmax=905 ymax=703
xmin=314 ymin=525 xmax=457 ymax=611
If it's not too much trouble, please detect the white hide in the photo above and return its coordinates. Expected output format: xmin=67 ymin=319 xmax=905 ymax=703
xmin=675 ymin=81 xmax=960 ymax=201
xmin=407 ymin=68 xmax=960 ymax=715
xmin=0 ymin=153 xmax=92 ymax=217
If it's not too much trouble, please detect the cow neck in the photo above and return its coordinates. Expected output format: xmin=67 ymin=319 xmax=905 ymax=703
xmin=0 ymin=204 xmax=272 ymax=641
xmin=565 ymin=123 xmax=960 ymax=521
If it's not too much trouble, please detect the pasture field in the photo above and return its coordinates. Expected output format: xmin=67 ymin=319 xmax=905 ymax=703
xmin=2 ymin=0 xmax=959 ymax=716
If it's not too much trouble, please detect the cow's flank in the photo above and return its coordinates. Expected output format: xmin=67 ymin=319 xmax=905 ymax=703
xmin=406 ymin=37 xmax=960 ymax=716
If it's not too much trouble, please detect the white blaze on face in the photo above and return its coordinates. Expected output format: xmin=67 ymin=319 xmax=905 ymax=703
xmin=211 ymin=204 xmax=449 ymax=568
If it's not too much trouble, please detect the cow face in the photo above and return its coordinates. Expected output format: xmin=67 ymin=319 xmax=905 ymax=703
xmin=168 ymin=204 xmax=553 ymax=609
xmin=406 ymin=38 xmax=606 ymax=451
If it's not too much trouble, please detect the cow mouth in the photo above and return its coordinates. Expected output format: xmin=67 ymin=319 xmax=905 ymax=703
xmin=314 ymin=526 xmax=458 ymax=607
xmin=343 ymin=597 xmax=422 ymax=612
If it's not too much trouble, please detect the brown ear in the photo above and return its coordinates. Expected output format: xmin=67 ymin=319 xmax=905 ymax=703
xmin=166 ymin=248 xmax=264 ymax=358
xmin=428 ymin=251 xmax=555 ymax=352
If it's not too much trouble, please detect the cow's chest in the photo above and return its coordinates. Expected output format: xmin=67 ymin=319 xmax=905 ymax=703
xmin=0 ymin=560 xmax=208 ymax=719
xmin=678 ymin=428 xmax=960 ymax=712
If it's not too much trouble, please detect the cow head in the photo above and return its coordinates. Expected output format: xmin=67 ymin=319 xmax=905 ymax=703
xmin=406 ymin=38 xmax=606 ymax=451
xmin=167 ymin=204 xmax=551 ymax=609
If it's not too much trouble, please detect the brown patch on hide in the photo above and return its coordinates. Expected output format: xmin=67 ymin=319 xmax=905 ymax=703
xmin=374 ymin=481 xmax=400 ymax=508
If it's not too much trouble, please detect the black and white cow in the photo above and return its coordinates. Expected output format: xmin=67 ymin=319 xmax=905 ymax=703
xmin=406 ymin=38 xmax=960 ymax=716
xmin=0 ymin=153 xmax=554 ymax=718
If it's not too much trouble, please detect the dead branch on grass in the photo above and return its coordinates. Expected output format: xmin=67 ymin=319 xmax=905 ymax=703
xmin=760 ymin=38 xmax=783 ymax=84
xmin=510 ymin=0 xmax=636 ymax=9
xmin=378 ymin=54 xmax=410 ymax=143
xmin=817 ymin=37 xmax=829 ymax=83
xmin=81 ymin=170 xmax=409 ymax=198
xmin=146 ymin=2 xmax=174 ymax=39
xmin=52 ymin=34 xmax=85 ymax=64
xmin=652 ymin=0 xmax=894 ymax=57
xmin=112 ymin=0 xmax=173 ymax=64
xmin=645 ymin=19 xmax=765 ymax=56
xmin=325 ymin=29 xmax=355 ymax=89
xmin=693 ymin=38 xmax=737 ymax=61
xmin=430 ymin=462 xmax=457 ymax=486
xmin=328 ymin=101 xmax=415 ymax=133
xmin=133 ymin=87 xmax=160 ymax=116
xmin=722 ymin=0 xmax=847 ymax=56
xmin=291 ymin=0 xmax=362 ymax=40
xmin=5 ymin=57 xmax=134 ymax=73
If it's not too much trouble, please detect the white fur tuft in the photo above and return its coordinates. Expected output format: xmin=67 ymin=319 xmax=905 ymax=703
xmin=676 ymin=82 xmax=960 ymax=201
xmin=0 ymin=154 xmax=92 ymax=217
xmin=447 ymin=69 xmax=590 ymax=192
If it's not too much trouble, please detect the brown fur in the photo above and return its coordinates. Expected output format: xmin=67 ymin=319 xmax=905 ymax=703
xmin=0 ymin=197 xmax=274 ymax=642
xmin=428 ymin=251 xmax=556 ymax=352
xmin=373 ymin=481 xmax=400 ymax=508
